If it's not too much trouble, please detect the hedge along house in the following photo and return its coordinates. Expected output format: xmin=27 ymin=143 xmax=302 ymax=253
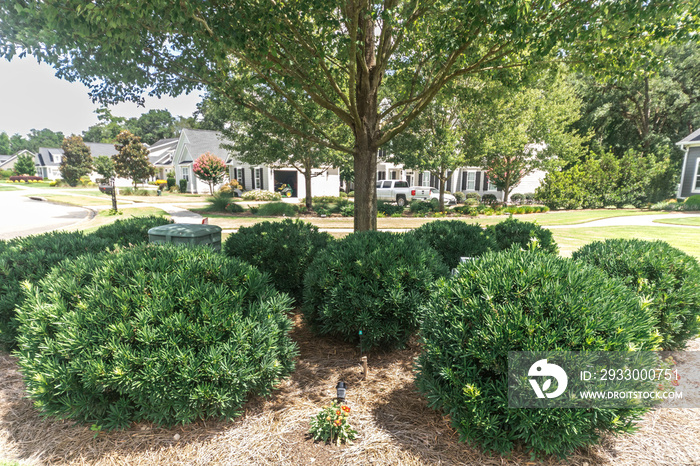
xmin=677 ymin=128 xmax=700 ymax=199
xmin=174 ymin=128 xmax=341 ymax=197
xmin=376 ymin=159 xmax=545 ymax=202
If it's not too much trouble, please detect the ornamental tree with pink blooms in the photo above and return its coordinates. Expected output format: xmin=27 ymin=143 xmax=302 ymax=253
xmin=193 ymin=152 xmax=227 ymax=195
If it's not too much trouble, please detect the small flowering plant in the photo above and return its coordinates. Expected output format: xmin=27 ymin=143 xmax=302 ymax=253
xmin=309 ymin=401 xmax=357 ymax=445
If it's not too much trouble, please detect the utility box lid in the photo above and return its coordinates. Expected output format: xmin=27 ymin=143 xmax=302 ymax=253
xmin=148 ymin=224 xmax=222 ymax=250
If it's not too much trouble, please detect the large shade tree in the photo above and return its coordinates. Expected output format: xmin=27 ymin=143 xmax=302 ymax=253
xmin=1 ymin=1 xmax=695 ymax=230
xmin=113 ymin=131 xmax=155 ymax=187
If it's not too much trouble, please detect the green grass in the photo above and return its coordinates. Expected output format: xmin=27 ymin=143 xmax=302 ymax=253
xmin=75 ymin=207 xmax=170 ymax=233
xmin=38 ymin=194 xmax=120 ymax=206
xmin=0 ymin=185 xmax=19 ymax=191
xmin=652 ymin=217 xmax=700 ymax=227
xmin=552 ymin=226 xmax=700 ymax=261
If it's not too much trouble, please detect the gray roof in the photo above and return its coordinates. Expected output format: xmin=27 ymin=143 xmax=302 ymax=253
xmin=677 ymin=128 xmax=700 ymax=146
xmin=180 ymin=129 xmax=234 ymax=164
xmin=37 ymin=143 xmax=119 ymax=167
xmin=148 ymin=138 xmax=178 ymax=166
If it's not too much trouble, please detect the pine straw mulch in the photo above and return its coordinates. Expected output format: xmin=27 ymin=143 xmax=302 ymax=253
xmin=1 ymin=315 xmax=699 ymax=466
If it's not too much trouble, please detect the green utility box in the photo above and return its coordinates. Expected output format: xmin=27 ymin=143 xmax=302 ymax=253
xmin=148 ymin=224 xmax=222 ymax=251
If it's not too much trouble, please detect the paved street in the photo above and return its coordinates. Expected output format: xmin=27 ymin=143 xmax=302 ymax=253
xmin=0 ymin=188 xmax=92 ymax=239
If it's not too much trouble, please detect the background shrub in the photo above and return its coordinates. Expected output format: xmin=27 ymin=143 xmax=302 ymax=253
xmin=409 ymin=200 xmax=432 ymax=215
xmin=93 ymin=215 xmax=172 ymax=247
xmin=256 ymin=202 xmax=298 ymax=217
xmin=464 ymin=192 xmax=480 ymax=202
xmin=510 ymin=193 xmax=525 ymax=204
xmin=179 ymin=179 xmax=188 ymax=193
xmin=415 ymin=249 xmax=657 ymax=457
xmin=303 ymin=231 xmax=449 ymax=350
xmin=411 ymin=220 xmax=497 ymax=269
xmin=226 ymin=202 xmax=245 ymax=213
xmin=489 ymin=217 xmax=558 ymax=254
xmin=573 ymin=239 xmax=700 ymax=350
xmin=682 ymin=195 xmax=700 ymax=210
xmin=15 ymin=244 xmax=298 ymax=429
xmin=224 ymin=219 xmax=332 ymax=303
xmin=242 ymin=189 xmax=282 ymax=201
xmin=377 ymin=201 xmax=405 ymax=216
xmin=481 ymin=193 xmax=497 ymax=205
xmin=207 ymin=191 xmax=233 ymax=211
xmin=453 ymin=191 xmax=465 ymax=203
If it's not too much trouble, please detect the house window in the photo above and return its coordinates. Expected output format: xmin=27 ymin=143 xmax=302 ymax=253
xmin=254 ymin=167 xmax=262 ymax=189
xmin=180 ymin=166 xmax=190 ymax=181
xmin=695 ymin=160 xmax=700 ymax=191
xmin=422 ymin=171 xmax=430 ymax=187
xmin=487 ymin=176 xmax=496 ymax=191
xmin=466 ymin=171 xmax=476 ymax=190
xmin=390 ymin=171 xmax=398 ymax=180
xmin=377 ymin=171 xmax=386 ymax=181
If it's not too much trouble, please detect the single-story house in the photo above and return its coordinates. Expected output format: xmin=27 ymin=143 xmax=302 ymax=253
xmin=376 ymin=161 xmax=544 ymax=202
xmin=36 ymin=143 xmax=135 ymax=186
xmin=173 ymin=128 xmax=340 ymax=197
xmin=0 ymin=150 xmax=35 ymax=172
xmin=677 ymin=128 xmax=700 ymax=199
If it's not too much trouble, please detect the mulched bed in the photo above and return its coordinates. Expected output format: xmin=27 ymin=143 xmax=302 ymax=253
xmin=1 ymin=315 xmax=698 ymax=465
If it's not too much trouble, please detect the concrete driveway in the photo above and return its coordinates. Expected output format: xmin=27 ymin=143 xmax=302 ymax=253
xmin=0 ymin=188 xmax=92 ymax=240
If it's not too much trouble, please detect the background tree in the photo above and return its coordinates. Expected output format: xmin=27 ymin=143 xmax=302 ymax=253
xmin=1 ymin=0 xmax=694 ymax=230
xmin=390 ymin=79 xmax=489 ymax=211
xmin=14 ymin=153 xmax=36 ymax=175
xmin=192 ymin=152 xmax=227 ymax=195
xmin=60 ymin=135 xmax=93 ymax=186
xmin=93 ymin=155 xmax=118 ymax=210
xmin=113 ymin=131 xmax=155 ymax=187
xmin=8 ymin=128 xmax=65 ymax=153
xmin=125 ymin=109 xmax=178 ymax=145
xmin=0 ymin=132 xmax=10 ymax=155
xmin=82 ymin=108 xmax=126 ymax=143
xmin=481 ymin=72 xmax=586 ymax=203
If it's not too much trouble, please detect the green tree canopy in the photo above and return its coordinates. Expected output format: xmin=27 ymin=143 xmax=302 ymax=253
xmin=60 ymin=135 xmax=93 ymax=186
xmin=113 ymin=131 xmax=155 ymax=187
xmin=0 ymin=132 xmax=10 ymax=155
xmin=1 ymin=0 xmax=695 ymax=230
xmin=14 ymin=153 xmax=36 ymax=176
xmin=8 ymin=129 xmax=65 ymax=153
xmin=125 ymin=109 xmax=178 ymax=145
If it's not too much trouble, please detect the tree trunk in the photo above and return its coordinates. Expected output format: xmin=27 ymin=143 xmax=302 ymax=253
xmin=111 ymin=177 xmax=118 ymax=211
xmin=353 ymin=144 xmax=378 ymax=231
xmin=438 ymin=167 xmax=446 ymax=212
xmin=304 ymin=167 xmax=313 ymax=211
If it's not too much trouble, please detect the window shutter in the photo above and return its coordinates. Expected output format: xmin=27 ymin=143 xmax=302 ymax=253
xmin=483 ymin=172 xmax=489 ymax=191
xmin=461 ymin=172 xmax=467 ymax=191
xmin=242 ymin=169 xmax=246 ymax=189
xmin=475 ymin=172 xmax=481 ymax=191
xmin=418 ymin=173 xmax=423 ymax=186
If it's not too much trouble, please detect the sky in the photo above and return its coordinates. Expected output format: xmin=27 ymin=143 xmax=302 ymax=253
xmin=0 ymin=58 xmax=203 ymax=137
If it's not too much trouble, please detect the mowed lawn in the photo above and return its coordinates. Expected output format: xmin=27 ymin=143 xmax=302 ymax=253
xmin=552 ymin=226 xmax=700 ymax=260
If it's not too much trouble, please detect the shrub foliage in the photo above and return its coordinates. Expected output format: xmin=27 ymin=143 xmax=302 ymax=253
xmin=223 ymin=219 xmax=332 ymax=303
xmin=411 ymin=220 xmax=497 ymax=269
xmin=573 ymin=239 xmax=700 ymax=350
xmin=15 ymin=244 xmax=298 ymax=429
xmin=303 ymin=231 xmax=449 ymax=350
xmin=0 ymin=217 xmax=171 ymax=350
xmin=415 ymin=249 xmax=658 ymax=457
xmin=489 ymin=217 xmax=558 ymax=254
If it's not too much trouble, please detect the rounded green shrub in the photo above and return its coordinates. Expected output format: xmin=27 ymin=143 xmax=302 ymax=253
xmin=510 ymin=193 xmax=525 ymax=204
xmin=377 ymin=201 xmax=405 ymax=216
xmin=256 ymin=201 xmax=298 ymax=216
xmin=93 ymin=215 xmax=172 ymax=247
xmin=225 ymin=202 xmax=245 ymax=213
xmin=15 ymin=244 xmax=298 ymax=429
xmin=489 ymin=217 xmax=558 ymax=254
xmin=682 ymin=194 xmax=700 ymax=210
xmin=223 ymin=219 xmax=332 ymax=303
xmin=303 ymin=231 xmax=449 ymax=350
xmin=481 ymin=193 xmax=497 ymax=204
xmin=411 ymin=220 xmax=497 ymax=269
xmin=453 ymin=191 xmax=465 ymax=203
xmin=573 ymin=239 xmax=700 ymax=350
xmin=409 ymin=199 xmax=432 ymax=215
xmin=415 ymin=249 xmax=658 ymax=458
